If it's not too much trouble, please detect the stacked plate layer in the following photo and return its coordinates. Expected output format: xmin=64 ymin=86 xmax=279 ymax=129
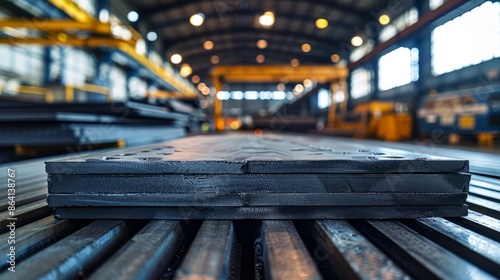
xmin=0 ymin=100 xmax=200 ymax=148
xmin=46 ymin=134 xmax=470 ymax=219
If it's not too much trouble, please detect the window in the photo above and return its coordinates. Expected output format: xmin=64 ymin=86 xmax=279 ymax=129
xmin=350 ymin=67 xmax=373 ymax=99
xmin=429 ymin=0 xmax=446 ymax=10
xmin=73 ymin=0 xmax=95 ymax=17
xmin=379 ymin=8 xmax=419 ymax=43
xmin=431 ymin=1 xmax=500 ymax=76
xmin=350 ymin=40 xmax=374 ymax=62
xmin=378 ymin=47 xmax=419 ymax=91
xmin=129 ymin=76 xmax=147 ymax=98
xmin=110 ymin=66 xmax=127 ymax=100
xmin=63 ymin=48 xmax=95 ymax=86
xmin=317 ymin=88 xmax=331 ymax=109
xmin=0 ymin=45 xmax=44 ymax=86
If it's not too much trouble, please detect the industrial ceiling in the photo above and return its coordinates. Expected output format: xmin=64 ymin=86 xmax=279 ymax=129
xmin=130 ymin=0 xmax=402 ymax=80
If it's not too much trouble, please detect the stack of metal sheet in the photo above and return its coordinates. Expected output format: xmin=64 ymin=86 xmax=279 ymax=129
xmin=46 ymin=134 xmax=470 ymax=219
xmin=0 ymin=101 xmax=191 ymax=148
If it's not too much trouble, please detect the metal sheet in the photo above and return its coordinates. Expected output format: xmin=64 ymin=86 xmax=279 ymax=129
xmin=53 ymin=205 xmax=468 ymax=220
xmin=47 ymin=173 xmax=470 ymax=194
xmin=45 ymin=134 xmax=469 ymax=174
xmin=47 ymin=193 xmax=467 ymax=207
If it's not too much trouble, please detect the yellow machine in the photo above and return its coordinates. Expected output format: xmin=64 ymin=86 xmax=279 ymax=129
xmin=331 ymin=101 xmax=412 ymax=142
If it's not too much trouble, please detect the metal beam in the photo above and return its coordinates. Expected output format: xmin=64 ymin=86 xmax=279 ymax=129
xmin=211 ymin=64 xmax=348 ymax=83
xmin=139 ymin=0 xmax=371 ymax=19
xmin=166 ymin=27 xmax=343 ymax=51
xmin=151 ymin=9 xmax=356 ymax=31
xmin=183 ymin=47 xmax=328 ymax=66
xmin=171 ymin=32 xmax=341 ymax=57
xmin=350 ymin=0 xmax=469 ymax=69
xmin=0 ymin=19 xmax=142 ymax=44
xmin=47 ymin=0 xmax=93 ymax=22
xmin=0 ymin=19 xmax=110 ymax=32
xmin=0 ymin=36 xmax=197 ymax=98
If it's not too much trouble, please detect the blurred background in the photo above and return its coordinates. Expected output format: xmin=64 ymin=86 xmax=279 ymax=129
xmin=0 ymin=0 xmax=499 ymax=162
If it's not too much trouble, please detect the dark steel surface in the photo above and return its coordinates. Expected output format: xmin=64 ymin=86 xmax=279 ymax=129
xmin=46 ymin=135 xmax=469 ymax=174
xmin=313 ymin=220 xmax=409 ymax=279
xmin=1 ymin=135 xmax=499 ymax=278
xmin=402 ymin=218 xmax=500 ymax=278
xmin=90 ymin=220 xmax=184 ymax=279
xmin=0 ymin=220 xmax=133 ymax=279
xmin=175 ymin=221 xmax=240 ymax=280
xmin=52 ymin=205 xmax=469 ymax=220
xmin=47 ymin=193 xmax=467 ymax=207
xmin=261 ymin=220 xmax=323 ymax=280
xmin=361 ymin=220 xmax=495 ymax=279
xmin=45 ymin=134 xmax=469 ymax=219
xmin=48 ymin=173 xmax=469 ymax=194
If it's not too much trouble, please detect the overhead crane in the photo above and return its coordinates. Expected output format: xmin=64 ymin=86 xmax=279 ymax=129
xmin=0 ymin=1 xmax=198 ymax=100
xmin=210 ymin=64 xmax=349 ymax=131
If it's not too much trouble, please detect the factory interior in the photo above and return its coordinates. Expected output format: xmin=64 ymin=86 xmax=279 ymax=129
xmin=0 ymin=0 xmax=500 ymax=279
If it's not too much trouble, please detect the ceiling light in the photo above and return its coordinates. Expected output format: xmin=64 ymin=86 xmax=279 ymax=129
xmin=99 ymin=9 xmax=109 ymax=22
xmin=331 ymin=54 xmax=340 ymax=63
xmin=257 ymin=39 xmax=268 ymax=49
xmin=256 ymin=54 xmax=265 ymax=63
xmin=301 ymin=43 xmax=311 ymax=53
xmin=135 ymin=39 xmax=146 ymax=55
xmin=290 ymin=58 xmax=300 ymax=67
xmin=295 ymin=84 xmax=304 ymax=93
xmin=127 ymin=11 xmax=139 ymax=22
xmin=277 ymin=83 xmax=285 ymax=91
xmin=190 ymin=13 xmax=205 ymax=26
xmin=315 ymin=18 xmax=328 ymax=29
xmin=197 ymin=83 xmax=206 ymax=90
xmin=258 ymin=11 xmax=275 ymax=27
xmin=191 ymin=75 xmax=200 ymax=84
xmin=211 ymin=55 xmax=220 ymax=64
xmin=303 ymin=79 xmax=312 ymax=88
xmin=203 ymin=40 xmax=214 ymax=50
xmin=201 ymin=87 xmax=211 ymax=95
xmin=379 ymin=14 xmax=391 ymax=25
xmin=351 ymin=36 xmax=364 ymax=47
xmin=179 ymin=64 xmax=192 ymax=77
xmin=170 ymin=53 xmax=182 ymax=64
xmin=146 ymin=31 xmax=157 ymax=42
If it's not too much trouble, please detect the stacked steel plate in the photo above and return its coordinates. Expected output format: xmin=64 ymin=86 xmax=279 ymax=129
xmin=46 ymin=134 xmax=470 ymax=219
xmin=0 ymin=100 xmax=201 ymax=148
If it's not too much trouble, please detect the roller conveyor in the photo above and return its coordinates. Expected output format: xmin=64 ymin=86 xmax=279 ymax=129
xmin=1 ymin=136 xmax=499 ymax=279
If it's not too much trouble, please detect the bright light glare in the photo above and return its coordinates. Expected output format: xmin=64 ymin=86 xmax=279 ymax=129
xmin=127 ymin=11 xmax=139 ymax=22
xmin=232 ymin=91 xmax=244 ymax=100
xmin=318 ymin=89 xmax=330 ymax=109
xmin=351 ymin=36 xmax=364 ymax=47
xmin=146 ymin=31 xmax=157 ymax=42
xmin=170 ymin=54 xmax=182 ymax=64
xmin=315 ymin=18 xmax=328 ymax=29
xmin=190 ymin=13 xmax=205 ymax=26
xmin=259 ymin=11 xmax=275 ymax=26
xmin=379 ymin=14 xmax=391 ymax=25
